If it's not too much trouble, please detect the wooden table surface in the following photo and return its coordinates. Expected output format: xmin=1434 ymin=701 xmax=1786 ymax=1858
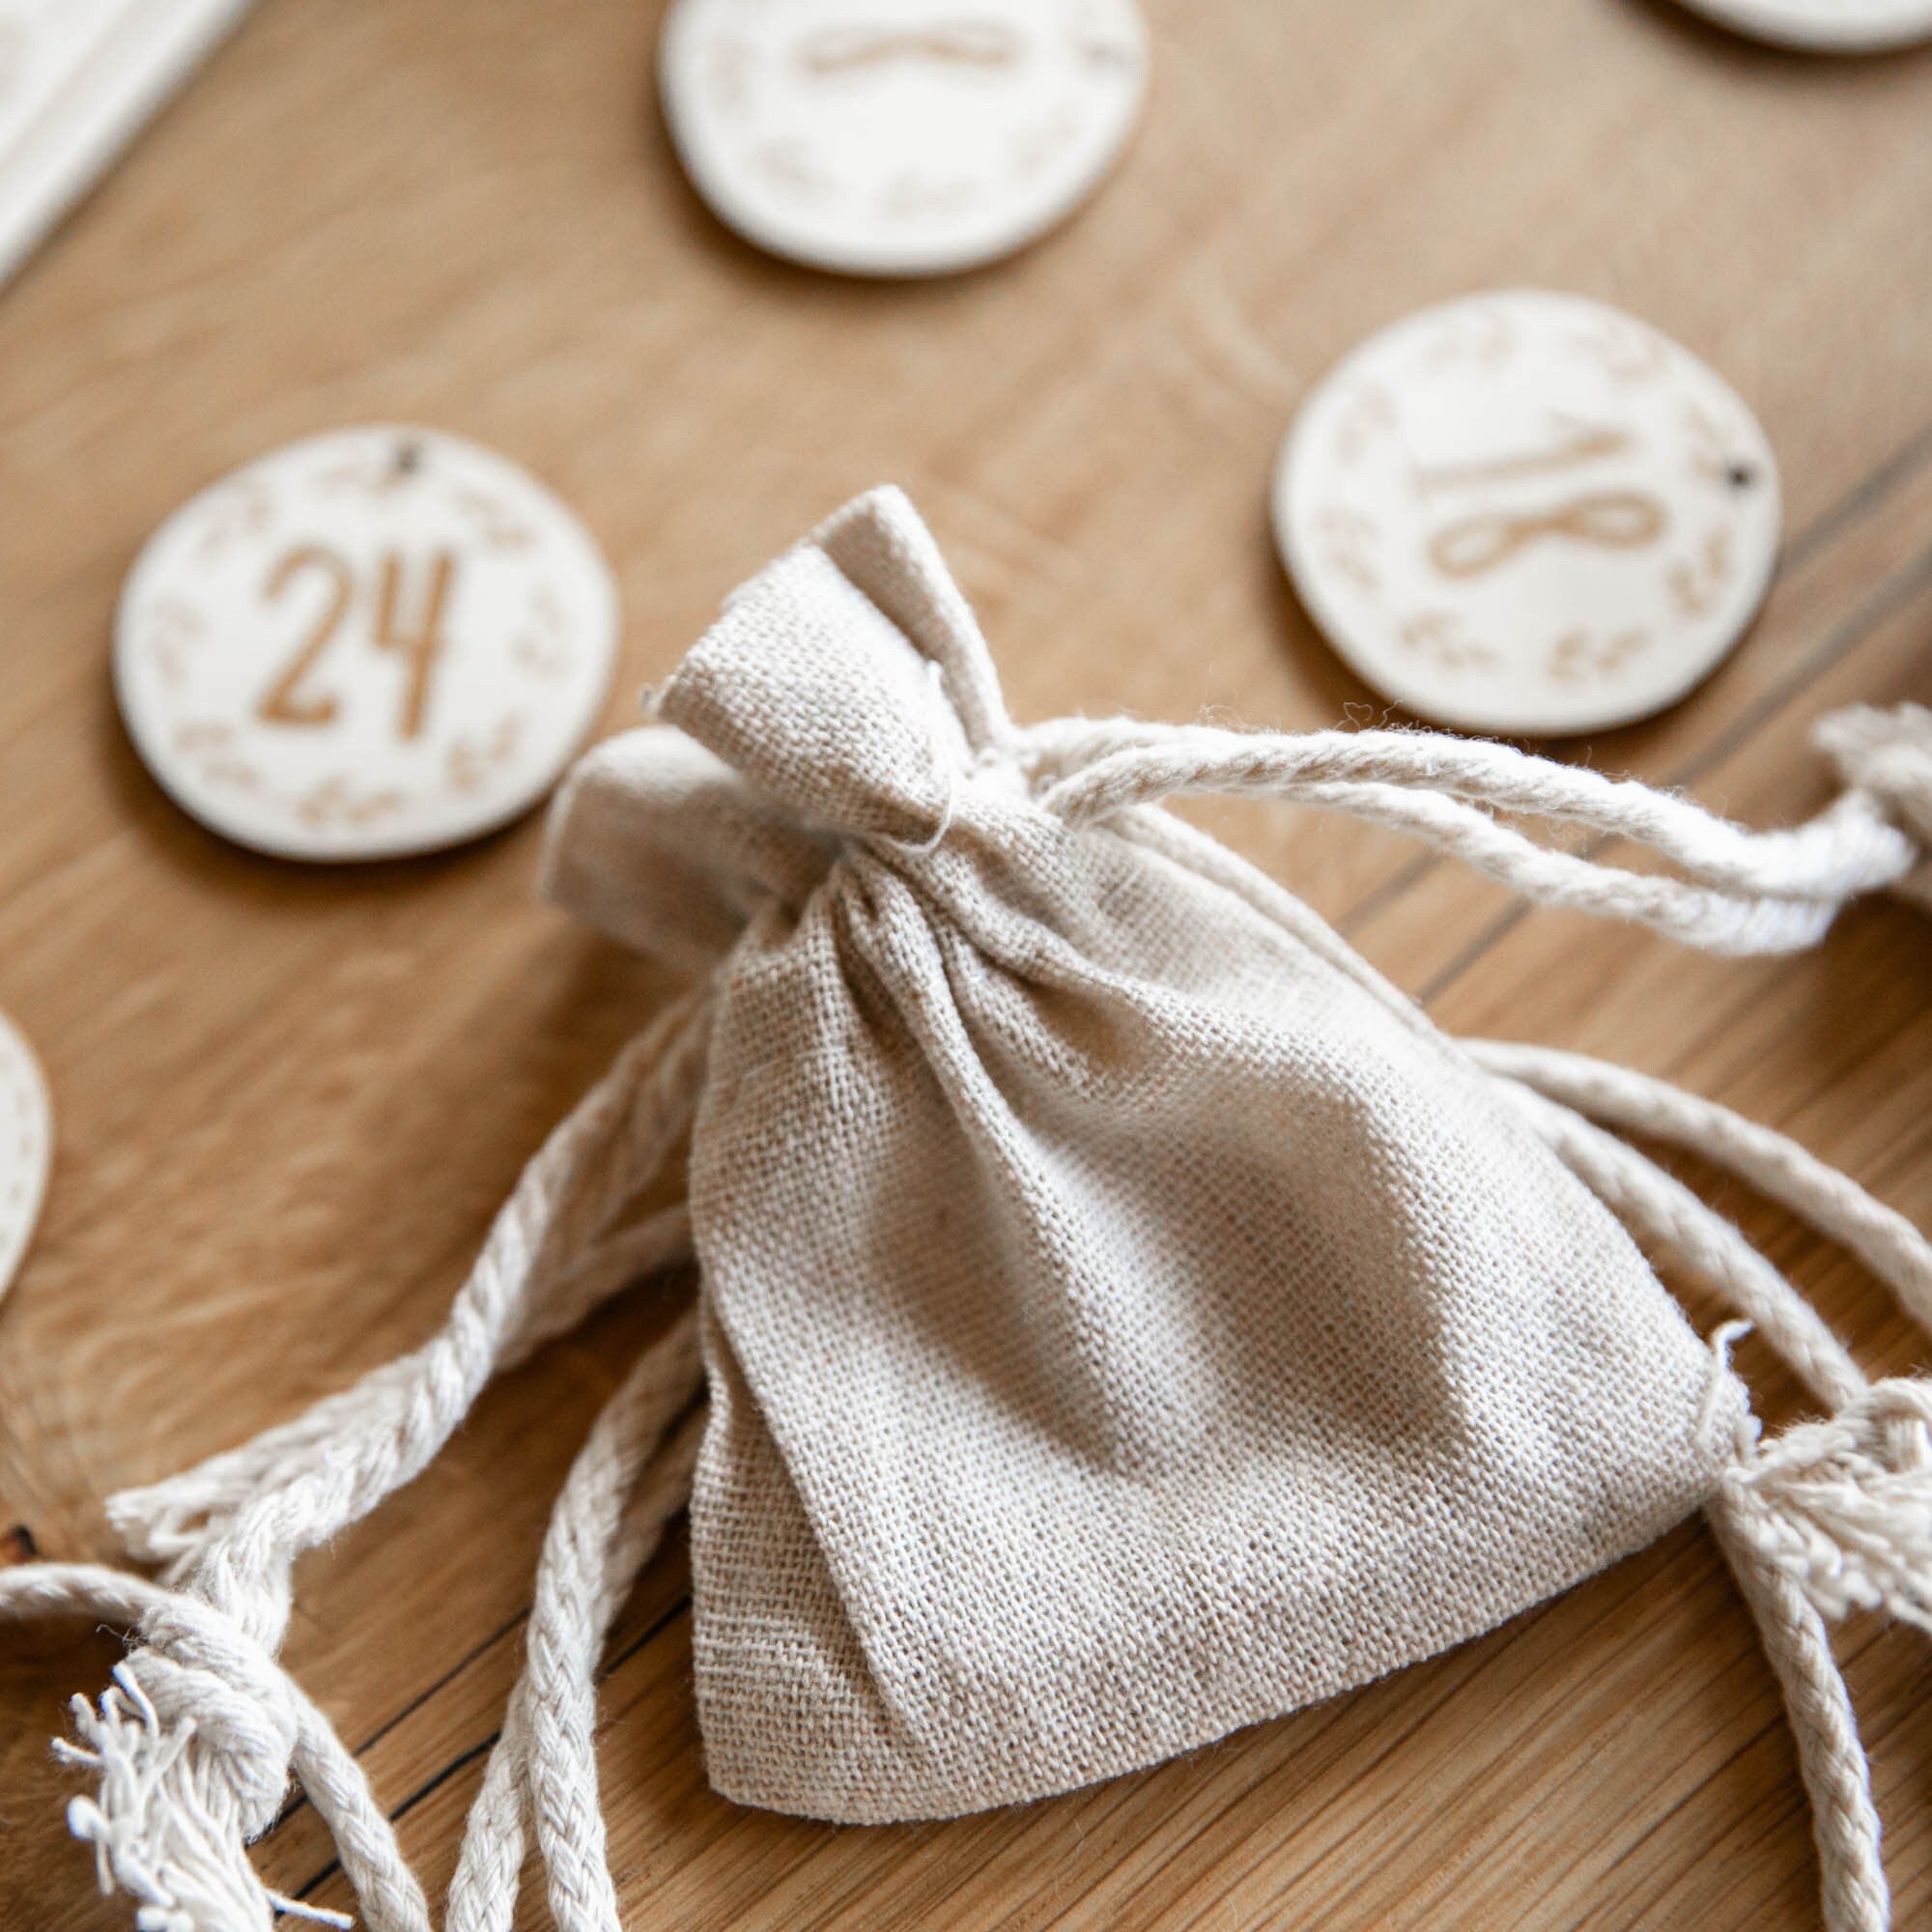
xmin=4 ymin=2 xmax=1932 ymax=1926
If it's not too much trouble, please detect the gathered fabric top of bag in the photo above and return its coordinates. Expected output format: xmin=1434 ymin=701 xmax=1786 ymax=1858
xmin=6 ymin=487 xmax=1932 ymax=1932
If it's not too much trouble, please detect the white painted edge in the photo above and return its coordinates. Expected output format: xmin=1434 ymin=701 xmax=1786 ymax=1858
xmin=0 ymin=0 xmax=261 ymax=292
xmin=1676 ymin=0 xmax=1932 ymax=49
xmin=0 ymin=1008 xmax=51 ymax=1306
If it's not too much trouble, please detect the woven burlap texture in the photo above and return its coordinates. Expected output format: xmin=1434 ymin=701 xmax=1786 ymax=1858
xmin=545 ymin=488 xmax=1742 ymax=1825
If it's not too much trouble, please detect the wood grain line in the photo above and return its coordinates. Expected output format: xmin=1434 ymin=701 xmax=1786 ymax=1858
xmin=8 ymin=4 xmax=1932 ymax=1927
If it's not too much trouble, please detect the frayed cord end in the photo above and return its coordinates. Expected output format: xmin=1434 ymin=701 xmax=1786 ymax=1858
xmin=264 ymin=1893 xmax=354 ymax=1929
xmin=1719 ymin=1374 xmax=1932 ymax=1632
xmin=53 ymin=1658 xmax=281 ymax=1932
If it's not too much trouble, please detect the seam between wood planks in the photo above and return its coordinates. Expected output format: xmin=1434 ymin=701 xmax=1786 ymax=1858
xmin=288 ymin=1591 xmax=693 ymax=1905
xmin=261 ymin=415 xmax=1932 ymax=1924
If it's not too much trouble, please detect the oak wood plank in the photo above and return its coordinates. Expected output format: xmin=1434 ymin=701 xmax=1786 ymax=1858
xmin=4 ymin=1 xmax=1932 ymax=1927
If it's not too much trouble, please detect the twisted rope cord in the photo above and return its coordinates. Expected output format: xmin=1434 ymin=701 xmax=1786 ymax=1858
xmin=1464 ymin=1042 xmax=1932 ymax=1338
xmin=112 ymin=1204 xmax=694 ymax=1575
xmin=1492 ymin=1080 xmax=1868 ymax=1410
xmin=9 ymin=694 xmax=1928 ymax=1930
xmin=1708 ymin=1493 xmax=1890 ymax=1932
xmin=131 ymin=986 xmax=711 ymax=1637
xmin=1027 ymin=717 xmax=1925 ymax=953
xmin=1481 ymin=1054 xmax=1932 ymax=1932
xmin=7 ymin=990 xmax=714 ymax=1932
xmin=526 ymin=1319 xmax=704 ymax=1932
xmin=1817 ymin=703 xmax=1932 ymax=900
xmin=444 ymin=1339 xmax=707 ymax=1932
xmin=0 ymin=1564 xmax=420 ymax=1932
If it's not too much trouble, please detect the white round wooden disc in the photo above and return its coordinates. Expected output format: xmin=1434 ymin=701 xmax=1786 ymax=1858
xmin=1273 ymin=291 xmax=1781 ymax=737
xmin=115 ymin=427 xmax=619 ymax=861
xmin=659 ymin=0 xmax=1148 ymax=277
xmin=0 ymin=1009 xmax=51 ymax=1302
xmin=1672 ymin=0 xmax=1932 ymax=48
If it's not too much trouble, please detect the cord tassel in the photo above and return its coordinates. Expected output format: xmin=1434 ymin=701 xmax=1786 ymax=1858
xmin=7 ymin=492 xmax=1928 ymax=1932
xmin=1719 ymin=1378 xmax=1932 ymax=1630
xmin=0 ymin=991 xmax=712 ymax=1932
xmin=1481 ymin=1047 xmax=1932 ymax=1932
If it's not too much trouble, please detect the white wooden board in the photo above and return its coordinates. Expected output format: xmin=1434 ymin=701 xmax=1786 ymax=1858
xmin=0 ymin=0 xmax=257 ymax=289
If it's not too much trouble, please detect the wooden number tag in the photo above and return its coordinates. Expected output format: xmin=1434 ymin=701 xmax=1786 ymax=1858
xmin=114 ymin=427 xmax=618 ymax=861
xmin=1272 ymin=291 xmax=1781 ymax=738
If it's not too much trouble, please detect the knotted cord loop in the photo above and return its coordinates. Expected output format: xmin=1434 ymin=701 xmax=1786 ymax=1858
xmin=5 ymin=473 xmax=1926 ymax=1932
xmin=1475 ymin=1039 xmax=1932 ymax=1932
xmin=1819 ymin=703 xmax=1932 ymax=902
xmin=0 ymin=1563 xmax=406 ymax=1932
xmin=4 ymin=982 xmax=716 ymax=1932
xmin=1027 ymin=713 xmax=1923 ymax=953
xmin=1719 ymin=1378 xmax=1932 ymax=1630
xmin=127 ymin=1592 xmax=302 ymax=1835
xmin=1706 ymin=1378 xmax=1932 ymax=1932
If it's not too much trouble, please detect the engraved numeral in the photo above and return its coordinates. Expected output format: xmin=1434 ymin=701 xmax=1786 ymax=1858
xmin=372 ymin=550 xmax=455 ymax=741
xmin=256 ymin=547 xmax=459 ymax=739
xmin=258 ymin=546 xmax=352 ymax=727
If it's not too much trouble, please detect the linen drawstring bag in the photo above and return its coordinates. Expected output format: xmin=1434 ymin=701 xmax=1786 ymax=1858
xmin=5 ymin=486 xmax=1932 ymax=1932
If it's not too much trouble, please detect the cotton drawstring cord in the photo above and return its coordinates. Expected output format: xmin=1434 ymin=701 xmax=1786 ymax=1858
xmin=1707 ymin=1375 xmax=1932 ymax=1932
xmin=445 ymin=1332 xmax=706 ymax=1932
xmin=1464 ymin=1042 xmax=1932 ymax=1340
xmin=1028 ymin=702 xmax=1932 ymax=953
xmin=113 ymin=987 xmax=709 ymax=1583
xmin=111 ymin=1204 xmax=694 ymax=1577
xmin=1479 ymin=1042 xmax=1932 ymax=1932
xmin=8 ymin=691 xmax=1932 ymax=1931
xmin=1818 ymin=703 xmax=1932 ymax=901
xmin=0 ymin=1564 xmax=411 ymax=1932
xmin=0 ymin=987 xmax=714 ymax=1932
xmin=1490 ymin=1080 xmax=1869 ymax=1411
xmin=1707 ymin=1500 xmax=1891 ymax=1932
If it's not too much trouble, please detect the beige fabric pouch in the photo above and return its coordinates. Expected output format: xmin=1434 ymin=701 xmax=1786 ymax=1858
xmin=12 ymin=487 xmax=1932 ymax=1932
xmin=545 ymin=487 xmax=1743 ymax=1821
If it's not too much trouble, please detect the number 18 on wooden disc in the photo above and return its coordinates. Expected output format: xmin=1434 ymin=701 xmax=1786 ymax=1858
xmin=115 ymin=427 xmax=620 ymax=861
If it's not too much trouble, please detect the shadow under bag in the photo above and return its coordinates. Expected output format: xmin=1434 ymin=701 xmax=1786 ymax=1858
xmin=7 ymin=488 xmax=1932 ymax=1932
xmin=555 ymin=494 xmax=1751 ymax=1821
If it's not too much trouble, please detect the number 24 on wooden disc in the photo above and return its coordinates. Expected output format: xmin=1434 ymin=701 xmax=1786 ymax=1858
xmin=115 ymin=427 xmax=620 ymax=861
